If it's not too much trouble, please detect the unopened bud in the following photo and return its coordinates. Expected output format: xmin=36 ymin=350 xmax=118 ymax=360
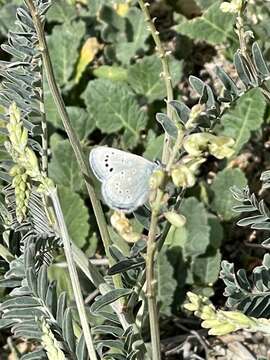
xmin=164 ymin=211 xmax=186 ymax=227
xmin=208 ymin=323 xmax=237 ymax=336
xmin=221 ymin=310 xmax=256 ymax=327
xmin=171 ymin=164 xmax=195 ymax=188
xmin=149 ymin=169 xmax=165 ymax=190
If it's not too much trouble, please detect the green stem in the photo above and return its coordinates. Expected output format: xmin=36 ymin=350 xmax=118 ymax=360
xmin=137 ymin=0 xmax=174 ymax=164
xmin=39 ymin=60 xmax=48 ymax=176
xmin=166 ymin=130 xmax=185 ymax=172
xmin=25 ymin=0 xmax=123 ymax=292
xmin=145 ymin=190 xmax=164 ymax=360
xmin=49 ymin=188 xmax=98 ymax=360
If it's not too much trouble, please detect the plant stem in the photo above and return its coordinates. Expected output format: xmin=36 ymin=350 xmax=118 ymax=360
xmin=166 ymin=130 xmax=185 ymax=172
xmin=145 ymin=189 xmax=164 ymax=360
xmin=25 ymin=0 xmax=123 ymax=292
xmin=137 ymin=0 xmax=174 ymax=164
xmin=39 ymin=61 xmax=48 ymax=176
xmin=50 ymin=188 xmax=98 ymax=360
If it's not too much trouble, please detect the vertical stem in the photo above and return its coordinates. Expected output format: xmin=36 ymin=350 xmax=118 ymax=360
xmin=25 ymin=0 xmax=123 ymax=293
xmin=137 ymin=0 xmax=174 ymax=164
xmin=50 ymin=188 xmax=98 ymax=360
xmin=39 ymin=61 xmax=48 ymax=176
xmin=145 ymin=190 xmax=164 ymax=360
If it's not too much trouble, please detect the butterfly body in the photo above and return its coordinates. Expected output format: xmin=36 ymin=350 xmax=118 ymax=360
xmin=89 ymin=146 xmax=158 ymax=212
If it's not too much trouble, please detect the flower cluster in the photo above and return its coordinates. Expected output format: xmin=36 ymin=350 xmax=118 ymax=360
xmin=183 ymin=133 xmax=235 ymax=159
xmin=5 ymin=103 xmax=54 ymax=222
xmin=184 ymin=292 xmax=264 ymax=336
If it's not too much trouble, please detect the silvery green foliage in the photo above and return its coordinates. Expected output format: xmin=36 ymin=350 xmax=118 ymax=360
xmin=0 ymin=0 xmax=60 ymax=267
xmin=220 ymin=254 xmax=270 ymax=318
xmin=220 ymin=171 xmax=270 ymax=318
xmin=0 ymin=242 xmax=88 ymax=360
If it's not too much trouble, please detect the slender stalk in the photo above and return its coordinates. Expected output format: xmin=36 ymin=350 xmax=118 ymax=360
xmin=50 ymin=188 xmax=98 ymax=360
xmin=145 ymin=189 xmax=164 ymax=360
xmin=25 ymin=0 xmax=123 ymax=292
xmin=38 ymin=61 xmax=48 ymax=176
xmin=137 ymin=0 xmax=174 ymax=164
xmin=166 ymin=131 xmax=185 ymax=172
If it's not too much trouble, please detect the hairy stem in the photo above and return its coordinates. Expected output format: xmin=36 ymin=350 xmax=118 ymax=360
xmin=50 ymin=188 xmax=98 ymax=360
xmin=25 ymin=0 xmax=123 ymax=292
xmin=137 ymin=0 xmax=174 ymax=164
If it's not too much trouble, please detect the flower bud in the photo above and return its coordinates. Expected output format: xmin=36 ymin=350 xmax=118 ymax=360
xmin=221 ymin=310 xmax=256 ymax=327
xmin=149 ymin=169 xmax=165 ymax=190
xmin=9 ymin=165 xmax=20 ymax=177
xmin=164 ymin=211 xmax=186 ymax=227
xmin=171 ymin=164 xmax=195 ymax=188
xmin=20 ymin=128 xmax=28 ymax=149
xmin=185 ymin=104 xmax=205 ymax=129
xmin=208 ymin=323 xmax=237 ymax=336
xmin=201 ymin=319 xmax=222 ymax=329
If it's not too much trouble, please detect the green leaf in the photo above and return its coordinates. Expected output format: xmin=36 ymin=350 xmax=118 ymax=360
xmin=0 ymin=1 xmax=20 ymax=35
xmin=221 ymin=89 xmax=266 ymax=153
xmin=195 ymin=0 xmax=216 ymax=9
xmin=127 ymin=55 xmax=183 ymax=102
xmin=82 ymin=79 xmax=147 ymax=148
xmin=58 ymin=186 xmax=90 ymax=248
xmin=47 ymin=21 xmax=85 ymax=86
xmin=115 ymin=8 xmax=149 ymax=64
xmin=45 ymin=90 xmax=95 ymax=141
xmin=93 ymin=66 xmax=128 ymax=82
xmin=165 ymin=197 xmax=210 ymax=258
xmin=47 ymin=0 xmax=77 ymax=23
xmin=192 ymin=249 xmax=221 ymax=285
xmin=91 ymin=289 xmax=133 ymax=313
xmin=175 ymin=2 xmax=236 ymax=45
xmin=48 ymin=265 xmax=73 ymax=301
xmin=156 ymin=113 xmax=178 ymax=139
xmin=63 ymin=308 xmax=76 ymax=353
xmin=0 ymin=297 xmax=39 ymax=310
xmin=210 ymin=168 xmax=247 ymax=221
xmin=143 ymin=133 xmax=164 ymax=161
xmin=157 ymin=248 xmax=177 ymax=316
xmin=208 ymin=214 xmax=223 ymax=249
xmin=49 ymin=139 xmax=84 ymax=192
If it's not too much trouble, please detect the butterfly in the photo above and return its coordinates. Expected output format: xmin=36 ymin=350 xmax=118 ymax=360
xmin=89 ymin=146 xmax=158 ymax=213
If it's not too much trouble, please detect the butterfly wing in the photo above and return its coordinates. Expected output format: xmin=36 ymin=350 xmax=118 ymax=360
xmin=101 ymin=162 xmax=157 ymax=213
xmin=89 ymin=146 xmax=155 ymax=181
